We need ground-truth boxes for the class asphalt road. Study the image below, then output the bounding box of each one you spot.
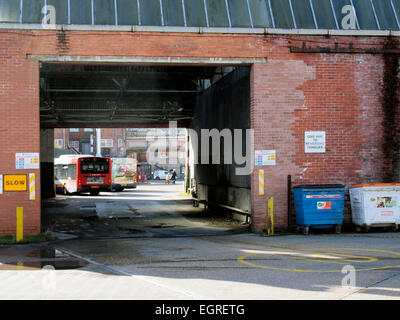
[1,182,400,300]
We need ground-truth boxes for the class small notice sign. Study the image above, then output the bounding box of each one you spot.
[4,175,27,192]
[255,150,276,166]
[317,201,332,210]
[305,131,326,153]
[15,153,40,170]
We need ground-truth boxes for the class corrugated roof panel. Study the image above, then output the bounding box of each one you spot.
[184,0,207,27]
[0,0,20,23]
[270,0,295,29]
[248,0,274,27]
[352,0,379,30]
[206,0,230,27]
[116,0,138,25]
[94,0,115,25]
[2,0,400,31]
[47,0,68,25]
[391,0,400,27]
[22,0,44,24]
[227,0,252,28]
[291,0,316,28]
[162,0,185,26]
[311,0,338,29]
[372,0,399,29]
[70,0,92,25]
[138,0,161,26]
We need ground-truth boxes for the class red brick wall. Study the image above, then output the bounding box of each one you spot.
[0,31,41,236]
[0,29,395,235]
[251,36,390,232]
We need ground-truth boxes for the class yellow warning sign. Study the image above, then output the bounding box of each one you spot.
[4,175,27,192]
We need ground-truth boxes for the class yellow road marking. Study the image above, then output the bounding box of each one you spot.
[237,248,400,273]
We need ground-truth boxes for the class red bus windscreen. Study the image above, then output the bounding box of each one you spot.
[81,158,110,174]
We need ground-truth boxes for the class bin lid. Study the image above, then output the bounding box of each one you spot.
[349,183,400,189]
[294,184,345,189]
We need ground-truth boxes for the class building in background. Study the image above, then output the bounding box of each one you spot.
[54,128,187,178]
[54,128,127,158]
[126,128,187,178]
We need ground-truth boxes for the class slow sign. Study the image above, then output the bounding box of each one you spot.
[4,175,27,192]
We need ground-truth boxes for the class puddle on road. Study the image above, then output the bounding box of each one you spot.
[0,247,88,270]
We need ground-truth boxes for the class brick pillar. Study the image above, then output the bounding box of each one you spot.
[250,61,315,232]
[0,32,41,236]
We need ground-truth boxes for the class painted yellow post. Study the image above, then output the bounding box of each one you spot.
[266,197,274,236]
[16,207,24,242]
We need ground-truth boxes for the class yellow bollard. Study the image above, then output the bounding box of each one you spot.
[266,197,274,236]
[16,207,23,242]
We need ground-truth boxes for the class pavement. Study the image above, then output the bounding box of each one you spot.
[1,182,399,300]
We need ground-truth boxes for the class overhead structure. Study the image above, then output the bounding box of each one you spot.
[1,0,400,31]
[40,64,231,127]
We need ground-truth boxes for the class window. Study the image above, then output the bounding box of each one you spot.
[373,0,399,30]
[70,141,80,149]
[0,0,20,23]
[270,0,295,29]
[184,0,207,27]
[352,0,378,30]
[47,0,68,24]
[228,0,252,28]
[162,0,185,26]
[70,128,79,132]
[70,0,92,24]
[101,139,113,148]
[54,139,64,149]
[139,0,161,26]
[68,164,77,179]
[84,128,94,132]
[249,0,274,27]
[291,0,316,28]
[94,0,115,25]
[22,0,44,24]
[206,0,230,27]
[117,0,139,25]
[312,0,338,29]
[81,159,110,173]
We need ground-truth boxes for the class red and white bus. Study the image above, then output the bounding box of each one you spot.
[55,155,112,196]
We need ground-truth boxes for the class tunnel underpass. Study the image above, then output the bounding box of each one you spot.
[39,63,252,238]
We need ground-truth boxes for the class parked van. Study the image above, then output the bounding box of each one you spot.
[153,170,169,180]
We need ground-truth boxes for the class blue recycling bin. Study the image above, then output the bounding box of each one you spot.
[293,184,346,234]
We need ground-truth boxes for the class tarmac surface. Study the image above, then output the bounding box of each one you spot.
[1,182,400,300]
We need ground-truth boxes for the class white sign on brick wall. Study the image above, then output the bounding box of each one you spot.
[15,153,40,169]
[305,131,326,153]
[255,150,276,166]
